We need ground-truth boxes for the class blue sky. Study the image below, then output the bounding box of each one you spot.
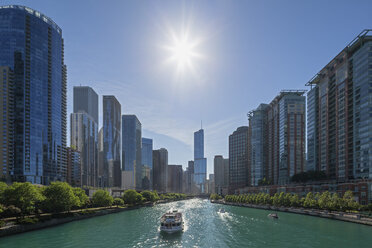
[2,0,372,176]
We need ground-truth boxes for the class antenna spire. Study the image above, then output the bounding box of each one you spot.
[201,120,203,129]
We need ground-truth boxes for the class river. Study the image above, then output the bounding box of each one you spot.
[0,198,371,247]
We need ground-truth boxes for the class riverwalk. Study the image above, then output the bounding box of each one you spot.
[211,200,372,226]
[0,199,187,238]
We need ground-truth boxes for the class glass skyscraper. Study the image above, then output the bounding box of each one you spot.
[193,129,207,193]
[122,115,142,189]
[248,104,269,186]
[103,96,121,187]
[0,5,67,184]
[71,86,98,187]
[73,86,99,125]
[142,138,153,189]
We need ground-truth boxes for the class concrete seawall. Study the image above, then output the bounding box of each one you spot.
[211,200,372,226]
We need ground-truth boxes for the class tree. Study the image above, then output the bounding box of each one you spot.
[2,182,44,216]
[73,187,89,208]
[303,192,317,209]
[91,190,114,207]
[42,182,78,213]
[123,189,144,205]
[318,191,331,210]
[290,194,300,207]
[342,190,359,211]
[0,182,8,204]
[113,198,124,206]
[141,190,157,202]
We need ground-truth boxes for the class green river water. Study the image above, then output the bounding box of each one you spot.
[0,198,371,247]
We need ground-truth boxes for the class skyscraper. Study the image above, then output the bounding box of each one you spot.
[122,115,142,189]
[267,91,306,185]
[194,129,207,193]
[153,148,168,192]
[70,112,98,187]
[0,67,14,182]
[73,86,99,125]
[142,138,153,189]
[167,164,183,193]
[102,96,121,187]
[71,86,98,187]
[229,126,249,192]
[248,104,269,186]
[306,30,372,180]
[0,5,67,184]
[214,155,229,195]
[66,147,81,187]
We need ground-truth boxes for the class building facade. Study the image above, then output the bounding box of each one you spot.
[0,5,67,184]
[70,112,98,187]
[102,96,121,187]
[73,86,99,125]
[248,104,269,186]
[214,155,229,195]
[306,30,372,181]
[66,147,81,187]
[142,138,153,189]
[122,115,142,189]
[167,164,183,193]
[193,129,207,193]
[0,67,14,182]
[153,148,168,193]
[229,126,249,192]
[267,91,306,185]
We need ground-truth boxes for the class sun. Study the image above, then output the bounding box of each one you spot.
[164,30,203,75]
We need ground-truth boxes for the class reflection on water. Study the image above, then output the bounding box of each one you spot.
[0,198,371,248]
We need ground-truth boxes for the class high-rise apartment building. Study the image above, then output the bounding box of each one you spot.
[0,5,67,184]
[229,126,249,192]
[248,104,269,186]
[194,129,207,193]
[142,138,153,189]
[122,115,142,189]
[102,96,121,187]
[306,30,372,180]
[153,148,168,192]
[267,91,306,185]
[73,86,99,125]
[0,67,14,182]
[214,155,229,195]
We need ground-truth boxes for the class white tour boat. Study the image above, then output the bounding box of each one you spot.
[160,210,184,234]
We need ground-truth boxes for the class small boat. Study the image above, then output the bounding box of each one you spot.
[268,213,278,219]
[160,209,184,234]
[219,208,226,213]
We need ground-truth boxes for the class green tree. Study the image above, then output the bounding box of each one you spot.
[342,190,359,211]
[91,190,114,207]
[73,187,89,208]
[2,182,44,216]
[113,198,124,206]
[318,191,331,210]
[303,192,317,209]
[42,182,78,213]
[0,182,8,204]
[141,190,157,202]
[123,189,144,205]
[290,194,300,207]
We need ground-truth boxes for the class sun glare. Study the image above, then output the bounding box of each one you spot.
[163,30,203,76]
